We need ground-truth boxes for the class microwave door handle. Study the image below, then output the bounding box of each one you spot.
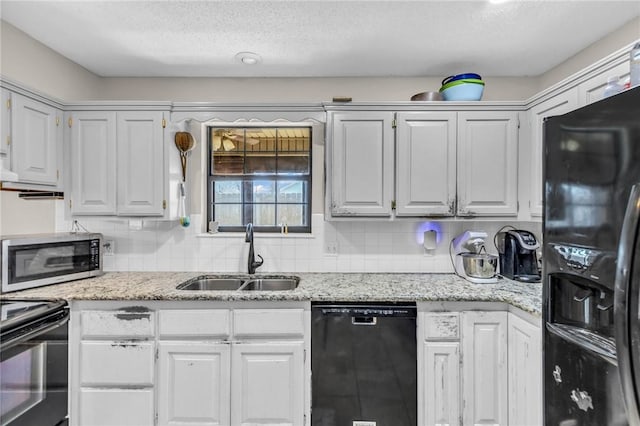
[614,183,640,426]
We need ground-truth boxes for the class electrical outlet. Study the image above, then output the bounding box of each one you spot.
[103,240,115,256]
[325,242,338,256]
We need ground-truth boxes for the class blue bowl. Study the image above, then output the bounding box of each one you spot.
[442,73,482,86]
[440,81,484,101]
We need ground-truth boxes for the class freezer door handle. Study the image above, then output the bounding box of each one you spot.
[614,183,640,425]
[546,322,617,365]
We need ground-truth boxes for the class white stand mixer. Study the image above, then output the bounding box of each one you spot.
[450,231,499,284]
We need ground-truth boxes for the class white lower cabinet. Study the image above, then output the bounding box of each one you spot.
[419,307,541,426]
[231,342,305,426]
[507,314,542,426]
[423,342,460,426]
[73,307,156,426]
[79,389,155,426]
[158,342,231,426]
[71,302,310,426]
[461,311,509,426]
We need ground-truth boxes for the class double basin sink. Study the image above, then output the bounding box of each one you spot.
[177,275,300,291]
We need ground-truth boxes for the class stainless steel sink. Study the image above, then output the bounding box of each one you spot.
[176,277,244,291]
[239,277,300,291]
[176,275,299,291]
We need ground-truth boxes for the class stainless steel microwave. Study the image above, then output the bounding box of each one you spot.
[1,233,103,294]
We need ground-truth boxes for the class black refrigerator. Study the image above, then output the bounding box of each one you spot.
[543,86,640,425]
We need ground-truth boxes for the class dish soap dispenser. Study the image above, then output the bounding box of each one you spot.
[631,42,640,88]
[603,76,623,98]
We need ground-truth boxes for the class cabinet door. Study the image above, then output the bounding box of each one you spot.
[80,341,155,386]
[69,111,117,214]
[423,342,460,426]
[461,311,508,426]
[457,112,518,216]
[508,315,542,426]
[231,342,305,426]
[578,61,630,106]
[1,89,10,164]
[78,388,155,426]
[527,90,578,217]
[329,111,394,217]
[158,342,231,426]
[117,111,165,216]
[396,112,456,216]
[11,93,60,185]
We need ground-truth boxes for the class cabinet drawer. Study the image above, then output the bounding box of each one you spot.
[79,388,154,426]
[233,309,305,338]
[423,313,459,340]
[80,341,155,386]
[158,309,230,338]
[81,309,155,338]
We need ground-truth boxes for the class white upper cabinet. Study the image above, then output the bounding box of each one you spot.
[457,111,519,216]
[0,89,10,162]
[0,89,13,182]
[329,111,395,217]
[116,111,165,216]
[68,110,167,217]
[527,90,579,217]
[69,111,117,215]
[327,108,520,219]
[11,93,61,186]
[578,60,631,106]
[396,112,457,216]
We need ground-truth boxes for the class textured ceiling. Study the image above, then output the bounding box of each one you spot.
[1,0,639,78]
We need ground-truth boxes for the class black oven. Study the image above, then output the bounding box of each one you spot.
[0,299,69,426]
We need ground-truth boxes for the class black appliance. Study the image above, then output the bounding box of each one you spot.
[311,303,417,426]
[543,86,640,425]
[0,299,69,426]
[496,229,541,282]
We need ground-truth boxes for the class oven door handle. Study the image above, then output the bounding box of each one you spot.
[0,314,69,351]
[614,183,640,426]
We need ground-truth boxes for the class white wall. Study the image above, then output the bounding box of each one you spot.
[55,208,541,274]
[0,21,101,100]
[96,76,536,102]
[538,16,640,92]
[0,16,631,274]
[0,192,55,235]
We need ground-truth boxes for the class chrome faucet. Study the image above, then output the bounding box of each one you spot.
[245,223,263,274]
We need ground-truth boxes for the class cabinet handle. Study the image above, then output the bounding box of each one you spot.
[6,99,10,110]
[68,117,73,127]
[56,117,60,126]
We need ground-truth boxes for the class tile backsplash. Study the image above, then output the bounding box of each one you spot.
[55,202,541,273]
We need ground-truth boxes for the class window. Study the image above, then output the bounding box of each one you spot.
[207,126,312,233]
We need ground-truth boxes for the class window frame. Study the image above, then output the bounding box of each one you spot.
[206,125,312,233]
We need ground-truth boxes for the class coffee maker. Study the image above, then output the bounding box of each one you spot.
[495,230,541,282]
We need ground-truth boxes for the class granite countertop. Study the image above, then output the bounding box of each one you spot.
[0,272,542,316]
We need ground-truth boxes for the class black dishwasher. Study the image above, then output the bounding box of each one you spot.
[311,302,417,426]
